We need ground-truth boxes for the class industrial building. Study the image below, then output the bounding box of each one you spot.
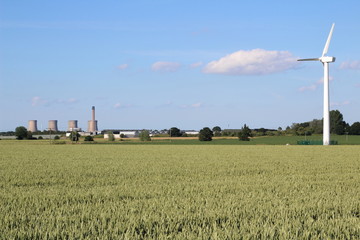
[103,130,140,139]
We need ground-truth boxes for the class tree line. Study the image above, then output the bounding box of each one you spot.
[6,109,360,141]
[289,110,360,136]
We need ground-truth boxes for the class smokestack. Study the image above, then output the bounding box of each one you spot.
[87,106,98,133]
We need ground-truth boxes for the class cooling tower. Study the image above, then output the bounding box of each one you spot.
[87,120,98,133]
[68,120,78,131]
[48,120,58,132]
[87,106,98,132]
[28,120,38,132]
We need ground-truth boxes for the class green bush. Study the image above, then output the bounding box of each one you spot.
[84,136,94,141]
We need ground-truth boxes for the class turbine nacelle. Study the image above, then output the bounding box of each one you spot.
[320,56,335,63]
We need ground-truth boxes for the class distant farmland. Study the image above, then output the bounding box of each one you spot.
[0,142,359,239]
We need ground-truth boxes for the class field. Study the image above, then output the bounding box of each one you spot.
[0,141,359,239]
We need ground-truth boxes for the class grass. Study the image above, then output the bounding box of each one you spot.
[0,141,359,239]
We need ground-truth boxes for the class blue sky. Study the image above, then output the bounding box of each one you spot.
[1,0,360,131]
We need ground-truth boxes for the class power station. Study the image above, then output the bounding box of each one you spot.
[27,106,98,134]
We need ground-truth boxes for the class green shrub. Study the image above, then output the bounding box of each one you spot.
[84,136,94,141]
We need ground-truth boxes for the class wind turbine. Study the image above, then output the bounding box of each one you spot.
[298,23,335,145]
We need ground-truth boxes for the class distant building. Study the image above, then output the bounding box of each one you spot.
[103,130,140,139]
[183,130,199,135]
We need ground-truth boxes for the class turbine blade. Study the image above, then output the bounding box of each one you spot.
[322,23,335,57]
[298,58,320,61]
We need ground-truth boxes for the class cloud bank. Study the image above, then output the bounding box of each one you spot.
[339,61,360,70]
[151,61,181,72]
[331,101,350,107]
[203,49,298,75]
[31,96,78,107]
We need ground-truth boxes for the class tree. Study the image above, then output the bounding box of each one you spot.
[330,110,347,135]
[212,126,222,137]
[349,122,360,135]
[309,119,323,134]
[168,127,182,137]
[107,131,115,141]
[212,126,221,132]
[15,126,29,140]
[54,135,60,140]
[198,127,213,141]
[139,130,151,141]
[238,124,251,141]
[257,128,266,136]
[69,131,80,142]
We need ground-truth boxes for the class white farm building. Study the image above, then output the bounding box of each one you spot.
[103,130,140,139]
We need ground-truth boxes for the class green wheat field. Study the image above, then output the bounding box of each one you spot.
[0,141,359,239]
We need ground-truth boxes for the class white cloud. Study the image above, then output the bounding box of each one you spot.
[114,102,133,109]
[32,96,78,106]
[203,49,298,75]
[299,76,334,92]
[31,96,47,106]
[180,102,203,108]
[190,62,203,68]
[151,61,181,72]
[67,98,78,103]
[57,98,78,104]
[331,101,350,107]
[191,102,202,108]
[317,76,334,84]
[339,61,360,70]
[117,64,129,70]
[298,84,317,92]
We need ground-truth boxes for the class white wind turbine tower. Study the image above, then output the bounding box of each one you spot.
[298,23,335,146]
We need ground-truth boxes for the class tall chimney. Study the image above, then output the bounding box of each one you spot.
[92,106,95,121]
[87,106,98,133]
